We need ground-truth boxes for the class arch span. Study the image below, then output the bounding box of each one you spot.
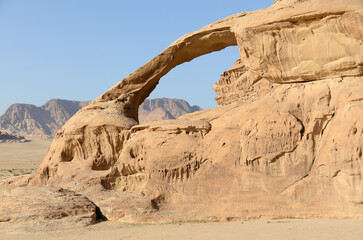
[95,26,237,121]
[29,21,240,186]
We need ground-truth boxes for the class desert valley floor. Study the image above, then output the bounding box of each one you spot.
[2,219,363,240]
[0,137,51,182]
[0,139,362,240]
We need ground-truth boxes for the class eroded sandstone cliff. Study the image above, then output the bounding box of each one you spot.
[4,0,362,226]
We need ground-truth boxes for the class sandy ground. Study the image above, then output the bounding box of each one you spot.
[1,219,363,240]
[1,139,363,240]
[0,137,52,181]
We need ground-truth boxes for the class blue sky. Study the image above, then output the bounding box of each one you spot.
[0,0,274,114]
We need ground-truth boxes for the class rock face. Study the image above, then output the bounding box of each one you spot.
[139,98,202,124]
[0,99,90,137]
[25,0,363,223]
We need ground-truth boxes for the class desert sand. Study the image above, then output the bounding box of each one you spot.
[0,137,51,181]
[1,219,363,240]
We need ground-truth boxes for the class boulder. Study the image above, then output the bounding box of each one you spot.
[0,186,99,232]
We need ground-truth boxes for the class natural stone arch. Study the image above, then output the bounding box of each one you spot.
[24,0,363,224]
[94,26,237,122]
[30,0,363,189]
[29,20,240,186]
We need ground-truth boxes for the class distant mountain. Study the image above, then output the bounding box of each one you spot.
[139,98,202,124]
[0,99,90,137]
[0,98,201,137]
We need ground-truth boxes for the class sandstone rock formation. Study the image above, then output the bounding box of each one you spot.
[0,186,99,232]
[18,0,363,224]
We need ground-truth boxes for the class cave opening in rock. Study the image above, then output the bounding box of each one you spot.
[138,46,240,123]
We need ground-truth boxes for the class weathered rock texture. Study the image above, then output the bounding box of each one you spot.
[0,186,98,232]
[24,0,363,223]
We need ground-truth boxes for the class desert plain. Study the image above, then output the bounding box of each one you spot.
[0,137,51,182]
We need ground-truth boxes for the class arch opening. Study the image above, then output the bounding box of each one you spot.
[137,46,240,123]
[94,27,238,122]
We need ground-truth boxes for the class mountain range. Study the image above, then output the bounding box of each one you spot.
[0,98,201,137]
[139,98,202,124]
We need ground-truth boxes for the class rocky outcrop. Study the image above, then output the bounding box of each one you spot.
[213,59,272,105]
[0,131,28,143]
[0,186,99,232]
[20,0,363,225]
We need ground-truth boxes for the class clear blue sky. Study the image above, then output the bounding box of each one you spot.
[0,0,274,114]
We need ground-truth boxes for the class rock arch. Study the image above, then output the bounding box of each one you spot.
[95,26,237,122]
[29,18,240,186]
[28,0,363,223]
